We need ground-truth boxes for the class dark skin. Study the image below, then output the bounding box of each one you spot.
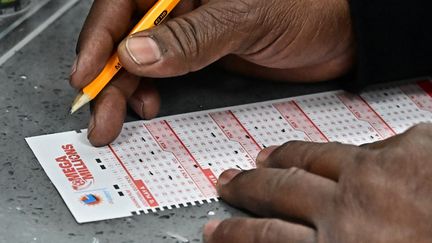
[207,124,432,242]
[70,0,354,146]
[70,1,432,242]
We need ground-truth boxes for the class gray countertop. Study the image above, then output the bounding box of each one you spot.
[0,1,340,242]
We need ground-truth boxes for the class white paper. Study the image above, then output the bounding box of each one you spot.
[26,80,432,223]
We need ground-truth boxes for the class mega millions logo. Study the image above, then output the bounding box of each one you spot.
[55,144,95,191]
[80,194,102,206]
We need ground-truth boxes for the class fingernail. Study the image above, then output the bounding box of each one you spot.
[256,146,279,165]
[70,55,79,76]
[218,169,241,186]
[125,36,161,65]
[87,115,96,140]
[203,220,221,242]
[129,98,146,119]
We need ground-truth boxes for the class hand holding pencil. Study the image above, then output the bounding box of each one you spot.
[70,0,353,146]
[70,0,181,114]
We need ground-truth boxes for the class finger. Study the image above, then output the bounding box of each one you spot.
[70,0,137,89]
[128,79,160,119]
[217,168,336,224]
[256,141,363,181]
[204,218,315,243]
[117,1,248,77]
[87,71,140,147]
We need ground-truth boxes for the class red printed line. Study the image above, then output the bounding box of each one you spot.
[357,96,397,135]
[202,169,218,187]
[291,101,330,142]
[274,100,329,142]
[208,113,257,166]
[107,145,158,207]
[143,122,207,196]
[401,82,432,112]
[163,120,217,189]
[418,80,432,97]
[228,110,262,150]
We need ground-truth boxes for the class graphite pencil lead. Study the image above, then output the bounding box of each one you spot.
[70,92,90,114]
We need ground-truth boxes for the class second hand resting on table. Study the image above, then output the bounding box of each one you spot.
[69,0,432,242]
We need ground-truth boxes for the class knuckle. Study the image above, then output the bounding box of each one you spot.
[161,1,252,66]
[158,0,259,63]
[273,141,304,161]
[270,167,303,191]
[161,19,198,71]
[256,219,283,242]
[279,140,308,154]
[277,140,317,167]
[199,3,250,49]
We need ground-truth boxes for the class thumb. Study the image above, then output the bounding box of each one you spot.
[117,1,248,77]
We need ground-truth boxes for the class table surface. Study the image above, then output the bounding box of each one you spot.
[0,1,341,242]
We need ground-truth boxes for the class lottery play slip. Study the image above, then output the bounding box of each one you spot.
[26,80,432,223]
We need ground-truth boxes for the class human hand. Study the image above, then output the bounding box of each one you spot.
[70,1,165,146]
[70,0,355,146]
[205,124,432,242]
[117,0,354,81]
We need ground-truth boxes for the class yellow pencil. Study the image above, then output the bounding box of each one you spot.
[71,0,181,114]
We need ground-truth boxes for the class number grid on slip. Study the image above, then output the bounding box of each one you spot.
[25,80,432,223]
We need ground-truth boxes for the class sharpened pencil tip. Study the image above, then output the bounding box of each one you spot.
[70,92,91,114]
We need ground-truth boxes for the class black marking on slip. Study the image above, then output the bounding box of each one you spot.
[245,135,250,139]
[193,164,199,168]
[279,116,283,120]
[168,175,173,180]
[141,137,146,142]
[113,184,120,189]
[281,129,286,133]
[208,163,212,166]
[254,126,259,130]
[118,191,124,196]
[150,151,155,155]
[262,144,267,148]
[96,158,102,163]
[234,150,239,154]
[100,165,106,170]
[211,132,216,138]
[149,171,154,176]
[236,165,244,170]
[139,158,143,163]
